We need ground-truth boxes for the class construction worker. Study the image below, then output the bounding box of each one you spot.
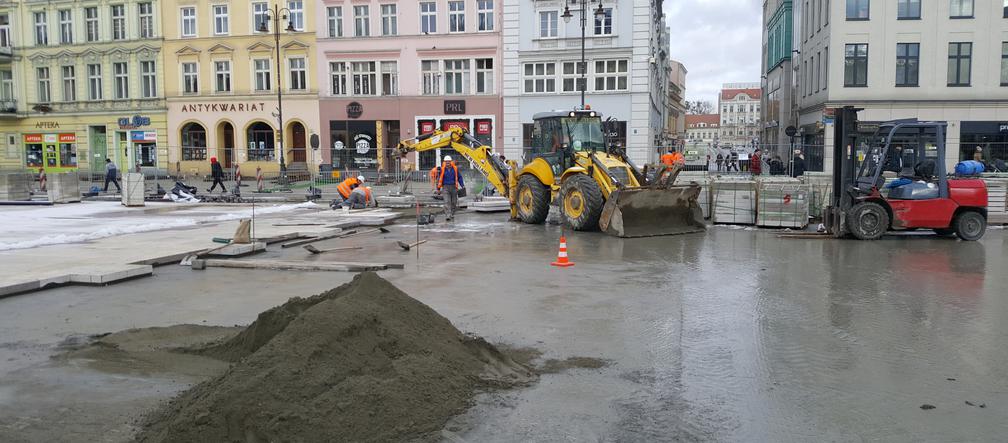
[342,184,375,209]
[437,155,465,221]
[429,165,441,193]
[660,148,685,167]
[331,175,364,208]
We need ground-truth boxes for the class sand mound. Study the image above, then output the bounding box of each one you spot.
[137,272,535,443]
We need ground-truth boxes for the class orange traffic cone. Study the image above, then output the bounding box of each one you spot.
[551,236,575,267]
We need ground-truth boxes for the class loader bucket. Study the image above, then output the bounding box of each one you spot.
[598,185,706,238]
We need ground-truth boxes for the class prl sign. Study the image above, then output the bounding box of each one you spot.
[118,115,152,130]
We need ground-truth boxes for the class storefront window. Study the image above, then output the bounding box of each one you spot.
[136,144,156,167]
[25,144,42,167]
[181,122,207,161]
[960,121,1008,166]
[329,120,377,170]
[59,143,77,167]
[247,122,275,161]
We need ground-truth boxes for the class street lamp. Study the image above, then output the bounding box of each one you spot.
[561,0,606,109]
[258,6,296,179]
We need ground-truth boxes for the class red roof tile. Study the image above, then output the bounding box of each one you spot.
[720,88,762,100]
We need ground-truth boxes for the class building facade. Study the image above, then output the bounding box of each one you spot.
[163,0,320,176]
[667,58,687,143]
[718,83,761,148]
[316,0,503,173]
[686,113,720,145]
[0,0,167,176]
[761,0,796,154]
[502,0,671,165]
[795,0,1008,171]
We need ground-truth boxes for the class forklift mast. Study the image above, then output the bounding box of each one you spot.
[831,106,862,212]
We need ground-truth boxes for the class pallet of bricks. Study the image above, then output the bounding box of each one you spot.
[0,171,33,201]
[981,173,1007,225]
[755,176,809,229]
[800,172,832,219]
[710,175,756,225]
[677,171,712,219]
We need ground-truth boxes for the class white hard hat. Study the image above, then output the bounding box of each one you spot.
[357,175,365,181]
[444,155,452,162]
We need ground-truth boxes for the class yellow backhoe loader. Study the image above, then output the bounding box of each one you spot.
[396,109,705,237]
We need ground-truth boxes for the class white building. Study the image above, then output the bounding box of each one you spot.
[718,83,761,148]
[796,0,1008,171]
[686,113,719,144]
[502,0,671,165]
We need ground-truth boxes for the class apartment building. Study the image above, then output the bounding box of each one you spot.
[686,113,720,145]
[316,0,502,172]
[718,83,761,148]
[163,0,320,176]
[0,1,166,175]
[668,58,687,141]
[761,0,797,152]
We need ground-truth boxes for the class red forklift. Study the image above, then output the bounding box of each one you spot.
[823,107,988,241]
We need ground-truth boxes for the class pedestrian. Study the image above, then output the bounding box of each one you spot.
[103,158,121,193]
[770,155,785,175]
[973,146,984,164]
[729,151,740,172]
[792,151,806,178]
[750,148,762,176]
[437,155,465,221]
[716,152,724,172]
[208,157,227,193]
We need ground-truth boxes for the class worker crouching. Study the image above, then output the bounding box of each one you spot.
[330,175,368,209]
[438,155,465,221]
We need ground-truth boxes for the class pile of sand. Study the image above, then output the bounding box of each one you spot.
[136,272,535,442]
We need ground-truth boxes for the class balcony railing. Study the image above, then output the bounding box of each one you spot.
[0,99,15,113]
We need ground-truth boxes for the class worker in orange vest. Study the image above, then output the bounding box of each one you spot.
[429,166,441,193]
[343,184,376,209]
[660,148,685,167]
[331,175,364,209]
[437,155,465,221]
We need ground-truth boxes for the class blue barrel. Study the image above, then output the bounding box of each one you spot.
[955,160,985,176]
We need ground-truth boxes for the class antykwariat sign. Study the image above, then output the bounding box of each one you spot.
[180,103,267,113]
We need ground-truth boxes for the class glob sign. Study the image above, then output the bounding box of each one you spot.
[118,115,151,129]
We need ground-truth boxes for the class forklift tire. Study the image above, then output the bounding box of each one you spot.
[516,175,550,224]
[953,211,986,241]
[560,174,604,231]
[847,202,889,240]
[933,228,956,237]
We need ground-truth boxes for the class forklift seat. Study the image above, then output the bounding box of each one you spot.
[888,182,939,200]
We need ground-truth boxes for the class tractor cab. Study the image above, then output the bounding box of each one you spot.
[527,109,607,174]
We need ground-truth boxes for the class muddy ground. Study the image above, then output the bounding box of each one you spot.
[1,213,1007,441]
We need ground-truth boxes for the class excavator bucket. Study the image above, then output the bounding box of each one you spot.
[598,185,706,238]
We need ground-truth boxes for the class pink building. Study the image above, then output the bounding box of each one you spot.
[316,0,502,173]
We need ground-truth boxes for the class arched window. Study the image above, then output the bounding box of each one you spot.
[181,122,207,160]
[247,122,275,161]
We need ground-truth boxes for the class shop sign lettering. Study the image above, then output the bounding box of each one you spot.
[35,122,59,129]
[333,140,345,150]
[180,103,266,113]
[444,100,465,115]
[354,133,373,154]
[58,133,76,142]
[1000,123,1008,133]
[24,134,43,143]
[346,102,363,119]
[118,115,151,129]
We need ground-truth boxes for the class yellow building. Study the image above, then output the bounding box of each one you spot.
[0,1,168,177]
[162,0,319,176]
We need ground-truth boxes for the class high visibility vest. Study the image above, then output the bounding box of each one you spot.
[364,187,372,205]
[337,177,358,198]
[661,154,675,166]
[438,161,459,189]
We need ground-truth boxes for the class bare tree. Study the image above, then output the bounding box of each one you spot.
[686,100,714,115]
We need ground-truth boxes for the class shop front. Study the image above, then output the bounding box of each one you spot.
[959,121,1008,163]
[23,133,77,173]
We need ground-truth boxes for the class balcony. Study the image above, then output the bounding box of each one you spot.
[0,46,10,62]
[0,99,15,114]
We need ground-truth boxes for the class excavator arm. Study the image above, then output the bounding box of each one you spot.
[397,127,513,197]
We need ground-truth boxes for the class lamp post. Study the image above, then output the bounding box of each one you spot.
[258,5,296,179]
[562,0,606,109]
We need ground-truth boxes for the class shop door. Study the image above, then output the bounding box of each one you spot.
[220,122,234,168]
[90,129,107,177]
[43,144,58,171]
[290,122,306,164]
[117,132,128,170]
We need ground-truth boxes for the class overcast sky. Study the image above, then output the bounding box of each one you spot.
[664,0,763,106]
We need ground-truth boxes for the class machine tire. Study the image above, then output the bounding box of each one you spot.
[560,174,604,231]
[953,211,986,241]
[516,175,550,224]
[847,202,889,240]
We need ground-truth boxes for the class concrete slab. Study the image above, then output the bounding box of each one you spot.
[205,242,266,258]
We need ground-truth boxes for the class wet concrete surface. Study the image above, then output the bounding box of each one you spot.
[1,213,1007,441]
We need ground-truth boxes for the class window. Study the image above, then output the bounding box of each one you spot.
[354,5,369,37]
[139,3,154,38]
[1004,0,1008,18]
[449,1,465,33]
[947,42,971,86]
[949,0,972,18]
[896,43,919,86]
[444,60,469,94]
[36,67,51,103]
[816,52,821,91]
[181,123,207,161]
[594,8,613,35]
[214,5,229,35]
[85,7,99,42]
[351,61,376,95]
[421,3,437,34]
[254,59,271,91]
[381,4,397,36]
[330,62,348,95]
[87,64,102,100]
[288,1,304,30]
[113,62,128,99]
[478,0,494,31]
[846,0,868,20]
[594,59,628,91]
[247,122,275,161]
[523,62,556,93]
[381,61,398,95]
[561,61,586,92]
[540,11,558,38]
[215,60,231,92]
[289,58,306,91]
[327,7,343,38]
[1002,42,1008,86]
[476,58,493,94]
[897,0,920,19]
[34,12,48,46]
[182,62,198,94]
[0,71,14,101]
[808,55,814,94]
[843,43,868,87]
[181,7,196,37]
[62,66,76,101]
[421,60,440,95]
[253,2,269,32]
[141,61,156,98]
[824,46,829,89]
[59,10,73,44]
[111,4,126,40]
[824,0,829,25]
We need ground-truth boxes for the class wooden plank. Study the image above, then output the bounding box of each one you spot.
[280,229,353,248]
[198,259,403,272]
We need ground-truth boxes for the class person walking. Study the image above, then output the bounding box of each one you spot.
[437,155,465,221]
[728,150,740,172]
[750,148,762,176]
[103,158,121,193]
[208,157,227,193]
[716,152,724,172]
[791,151,807,178]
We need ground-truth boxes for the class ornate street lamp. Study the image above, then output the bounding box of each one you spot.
[258,6,296,179]
[562,0,606,109]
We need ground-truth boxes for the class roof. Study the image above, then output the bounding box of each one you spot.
[720,88,762,101]
[531,110,602,120]
[686,114,720,128]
